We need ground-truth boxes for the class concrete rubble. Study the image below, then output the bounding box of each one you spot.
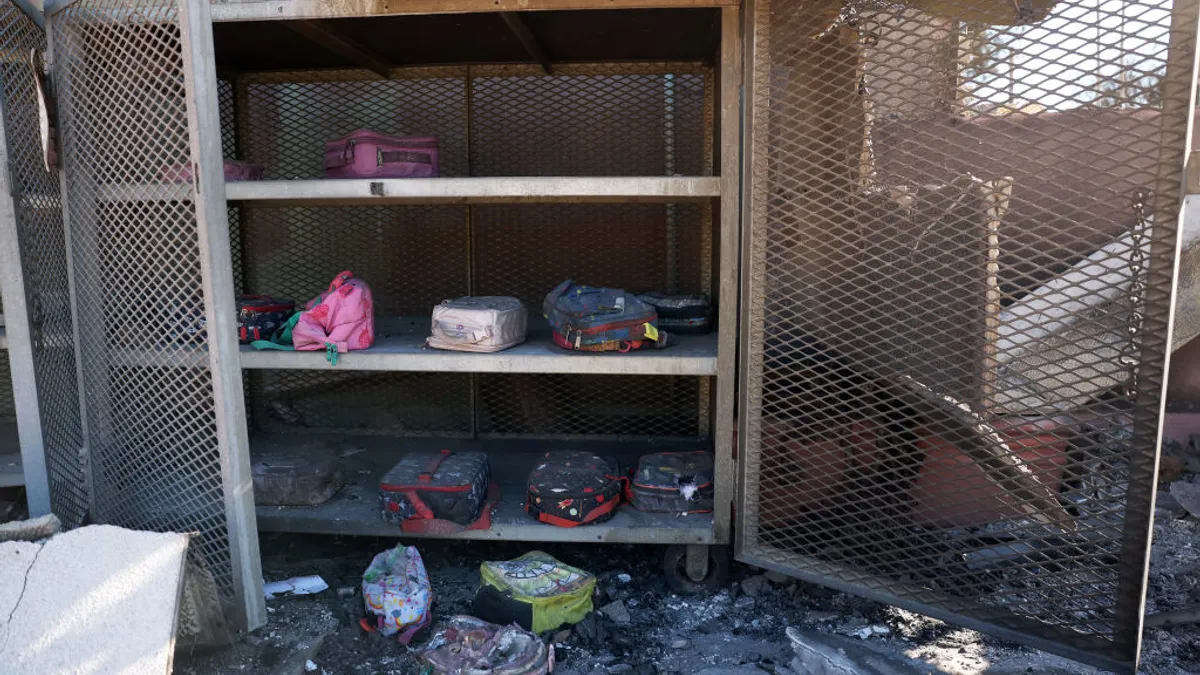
[0,522,188,675]
[175,532,1194,675]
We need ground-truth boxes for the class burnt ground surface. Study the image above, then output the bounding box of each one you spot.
[172,500,1200,675]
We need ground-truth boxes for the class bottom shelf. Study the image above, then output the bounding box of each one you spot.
[253,434,714,544]
[0,422,22,488]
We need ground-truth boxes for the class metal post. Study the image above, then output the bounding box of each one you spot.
[1116,0,1200,665]
[0,86,49,515]
[735,0,766,561]
[712,4,741,544]
[46,11,96,520]
[179,0,266,631]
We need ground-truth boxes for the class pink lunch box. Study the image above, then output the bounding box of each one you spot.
[160,159,264,183]
[323,129,439,179]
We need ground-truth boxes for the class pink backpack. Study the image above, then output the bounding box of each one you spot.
[252,271,374,365]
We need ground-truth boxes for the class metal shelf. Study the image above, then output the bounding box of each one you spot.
[253,435,714,544]
[89,177,721,206]
[240,318,718,375]
[226,176,721,206]
[209,0,737,23]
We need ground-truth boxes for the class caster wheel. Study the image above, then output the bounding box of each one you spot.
[663,544,730,594]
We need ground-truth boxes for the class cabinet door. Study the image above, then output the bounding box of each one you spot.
[0,1,87,525]
[735,0,1196,671]
[46,0,263,629]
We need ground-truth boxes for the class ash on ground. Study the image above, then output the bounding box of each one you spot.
[174,502,1200,675]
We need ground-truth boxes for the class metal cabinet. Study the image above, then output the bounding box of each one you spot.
[5,0,1196,670]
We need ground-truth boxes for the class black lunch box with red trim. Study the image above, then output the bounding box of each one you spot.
[526,451,623,527]
[380,450,490,526]
[237,295,295,344]
[637,293,712,335]
[627,451,714,515]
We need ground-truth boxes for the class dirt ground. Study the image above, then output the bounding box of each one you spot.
[172,498,1200,675]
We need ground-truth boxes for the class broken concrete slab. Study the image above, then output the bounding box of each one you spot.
[0,523,189,675]
[176,557,233,650]
[0,513,61,543]
[0,540,40,628]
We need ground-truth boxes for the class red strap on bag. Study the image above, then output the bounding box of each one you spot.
[419,449,452,483]
[397,491,436,520]
[529,496,620,528]
[328,270,353,293]
[400,481,501,535]
[528,476,624,527]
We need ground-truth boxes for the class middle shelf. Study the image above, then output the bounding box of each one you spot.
[94,176,721,206]
[227,176,722,206]
[240,318,718,375]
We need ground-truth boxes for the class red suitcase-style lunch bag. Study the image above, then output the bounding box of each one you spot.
[380,450,492,533]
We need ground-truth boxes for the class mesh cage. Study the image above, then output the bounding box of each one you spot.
[0,3,87,525]
[739,0,1195,668]
[51,0,235,599]
[0,352,14,423]
[232,63,715,439]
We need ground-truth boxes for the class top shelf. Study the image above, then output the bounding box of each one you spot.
[225,176,721,206]
[209,1,736,23]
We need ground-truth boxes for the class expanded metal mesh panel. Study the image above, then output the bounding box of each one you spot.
[0,3,87,524]
[218,76,245,292]
[243,370,703,440]
[470,64,710,177]
[247,370,472,436]
[52,0,234,597]
[241,68,468,180]
[241,205,469,315]
[218,76,236,160]
[474,203,708,304]
[236,64,708,179]
[740,0,1193,668]
[478,374,704,439]
[0,352,14,423]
